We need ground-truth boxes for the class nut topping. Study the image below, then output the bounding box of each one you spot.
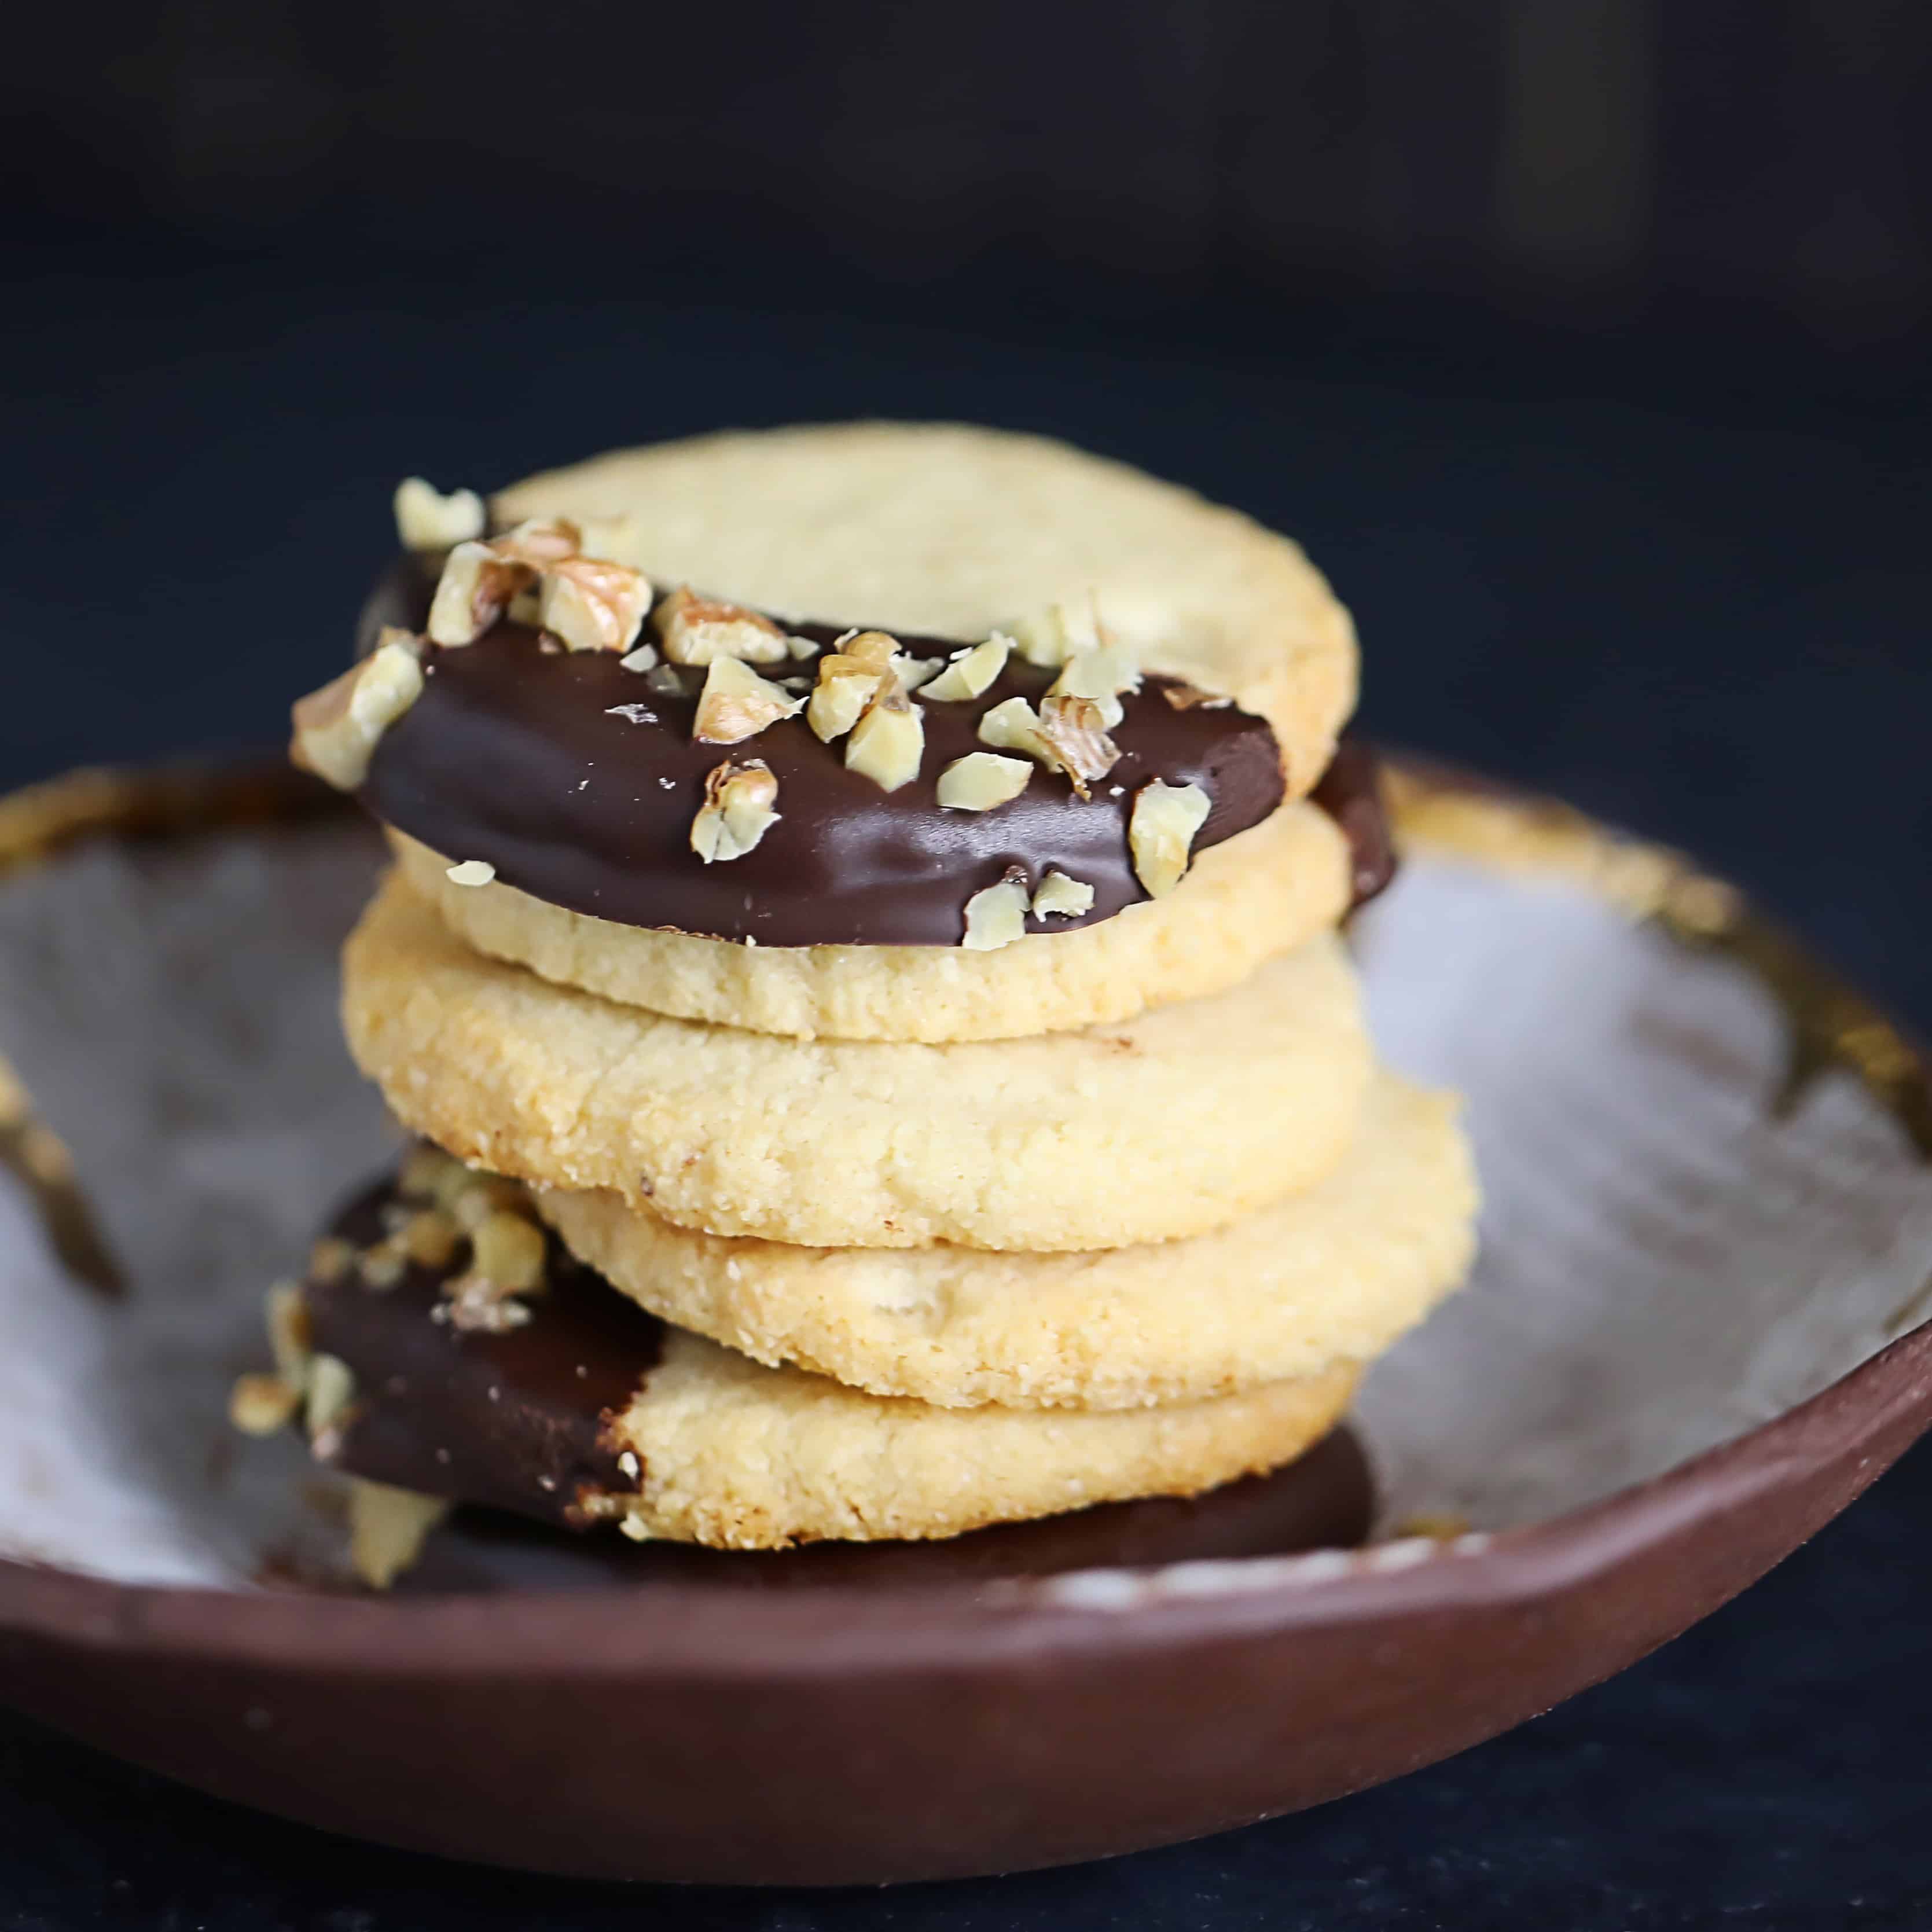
[1129,779,1211,897]
[348,1480,449,1591]
[229,1371,301,1437]
[655,586,790,666]
[919,633,1012,703]
[427,539,531,646]
[693,655,804,744]
[392,477,485,552]
[539,554,653,653]
[305,1353,357,1444]
[690,759,781,862]
[806,630,898,742]
[488,519,583,567]
[289,637,425,791]
[1159,678,1233,710]
[1007,601,1099,668]
[468,1210,546,1294]
[1034,694,1121,798]
[936,751,1031,811]
[266,1280,313,1380]
[961,865,1032,950]
[1031,870,1095,919]
[1047,644,1141,729]
[445,860,495,887]
[976,695,1049,758]
[845,669,925,791]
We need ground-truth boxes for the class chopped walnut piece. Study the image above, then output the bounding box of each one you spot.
[919,633,1012,703]
[490,519,583,567]
[655,586,789,666]
[358,1240,406,1290]
[398,1144,459,1202]
[785,633,820,660]
[469,1211,546,1294]
[1129,779,1212,897]
[1034,694,1120,799]
[807,668,877,741]
[229,1371,301,1437]
[690,759,781,862]
[961,866,1032,950]
[806,630,898,741]
[445,860,495,887]
[619,642,660,673]
[1007,601,1099,668]
[936,751,1031,811]
[846,670,925,791]
[289,639,424,791]
[448,1173,533,1231]
[1159,678,1233,710]
[540,554,653,653]
[427,540,531,646]
[1048,645,1141,729]
[693,655,803,744]
[392,477,485,551]
[436,1277,535,1333]
[348,1479,449,1591]
[400,1207,461,1270]
[1031,870,1095,919]
[976,695,1049,758]
[266,1280,313,1380]
[306,1353,357,1442]
[307,1236,355,1284]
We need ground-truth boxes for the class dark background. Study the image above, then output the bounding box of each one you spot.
[3,3,1932,1926]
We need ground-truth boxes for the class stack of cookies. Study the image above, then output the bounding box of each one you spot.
[238,424,1476,1573]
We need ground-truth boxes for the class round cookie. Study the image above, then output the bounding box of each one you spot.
[293,1159,1358,1550]
[492,421,1358,795]
[341,871,1374,1251]
[539,1074,1476,1410]
[390,802,1351,1042]
[618,1333,1355,1549]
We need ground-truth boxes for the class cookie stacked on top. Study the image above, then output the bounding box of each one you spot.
[247,424,1476,1562]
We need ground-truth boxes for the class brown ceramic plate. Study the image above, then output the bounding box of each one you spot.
[0,758,1924,1886]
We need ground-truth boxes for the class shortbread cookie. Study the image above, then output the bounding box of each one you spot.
[540,1075,1476,1409]
[321,425,1358,975]
[341,873,1373,1250]
[492,423,1357,791]
[284,1159,1358,1549]
[388,799,1353,1042]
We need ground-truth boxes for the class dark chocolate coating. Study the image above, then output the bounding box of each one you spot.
[304,1177,662,1529]
[392,1428,1372,1596]
[1314,732,1398,909]
[355,559,1289,946]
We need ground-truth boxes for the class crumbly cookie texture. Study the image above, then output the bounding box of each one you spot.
[541,1076,1475,1411]
[609,1333,1357,1548]
[341,873,1374,1251]
[490,421,1358,794]
[387,802,1350,1042]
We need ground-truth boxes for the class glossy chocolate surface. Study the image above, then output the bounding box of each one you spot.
[355,559,1290,946]
[1316,732,1398,909]
[304,1177,660,1528]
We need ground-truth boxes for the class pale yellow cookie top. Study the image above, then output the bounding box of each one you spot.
[493,421,1358,792]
